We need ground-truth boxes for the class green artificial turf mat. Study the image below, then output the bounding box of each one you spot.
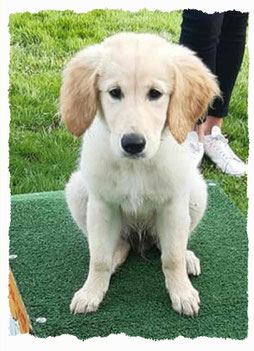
[9,183,248,340]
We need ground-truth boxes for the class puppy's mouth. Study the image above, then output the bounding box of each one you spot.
[121,151,146,160]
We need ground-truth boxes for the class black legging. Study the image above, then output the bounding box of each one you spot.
[179,10,248,119]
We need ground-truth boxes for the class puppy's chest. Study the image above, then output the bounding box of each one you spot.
[100,163,172,215]
[120,191,154,216]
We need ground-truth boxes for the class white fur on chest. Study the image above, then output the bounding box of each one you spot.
[80,118,194,216]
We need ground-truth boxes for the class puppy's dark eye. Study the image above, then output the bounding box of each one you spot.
[109,88,122,99]
[148,89,162,100]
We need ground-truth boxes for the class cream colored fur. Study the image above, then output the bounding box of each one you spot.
[60,33,220,317]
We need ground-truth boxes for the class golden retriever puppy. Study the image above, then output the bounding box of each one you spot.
[60,33,219,317]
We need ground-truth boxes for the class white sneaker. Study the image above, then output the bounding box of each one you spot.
[186,131,204,168]
[203,126,246,177]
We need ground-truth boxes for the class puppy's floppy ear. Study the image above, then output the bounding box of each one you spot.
[60,44,101,136]
[167,46,220,143]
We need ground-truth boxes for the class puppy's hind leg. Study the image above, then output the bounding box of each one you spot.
[186,250,201,276]
[189,176,207,234]
[65,170,88,234]
[187,176,207,277]
[112,238,130,274]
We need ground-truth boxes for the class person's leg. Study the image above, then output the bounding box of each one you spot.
[205,10,249,135]
[202,11,248,176]
[180,10,224,166]
[180,10,224,73]
[203,116,223,136]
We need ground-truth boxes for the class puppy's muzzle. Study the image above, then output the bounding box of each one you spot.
[121,133,146,156]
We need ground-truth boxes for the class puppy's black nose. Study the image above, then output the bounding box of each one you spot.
[121,133,146,155]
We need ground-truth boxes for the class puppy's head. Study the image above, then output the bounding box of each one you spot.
[60,33,220,158]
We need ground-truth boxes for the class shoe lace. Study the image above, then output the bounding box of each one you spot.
[190,141,201,153]
[212,134,242,172]
[213,134,238,159]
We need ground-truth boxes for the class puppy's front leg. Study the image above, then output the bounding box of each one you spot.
[156,197,200,317]
[70,196,121,314]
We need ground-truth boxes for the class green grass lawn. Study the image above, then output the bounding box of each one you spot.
[9,9,249,217]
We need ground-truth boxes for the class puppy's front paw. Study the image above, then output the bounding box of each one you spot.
[170,284,200,317]
[70,287,104,314]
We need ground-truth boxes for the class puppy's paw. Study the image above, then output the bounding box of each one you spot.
[186,250,201,276]
[170,285,200,317]
[70,287,104,314]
